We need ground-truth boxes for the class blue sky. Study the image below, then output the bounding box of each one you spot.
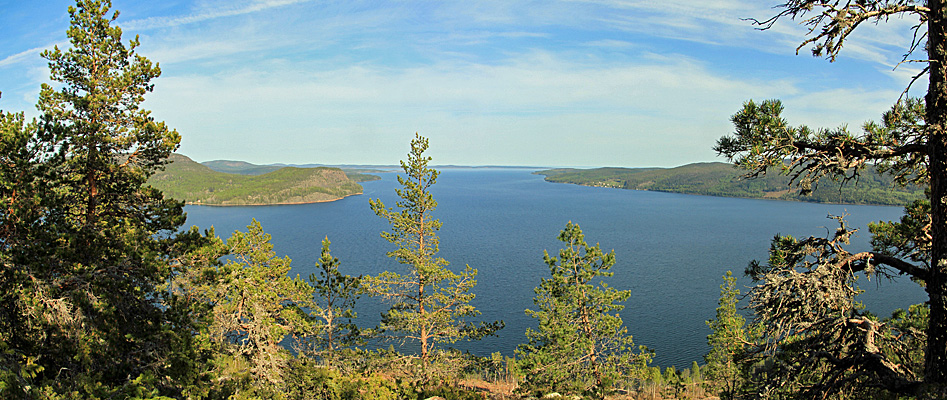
[0,0,927,167]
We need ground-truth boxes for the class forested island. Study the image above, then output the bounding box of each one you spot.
[538,162,925,206]
[148,154,379,205]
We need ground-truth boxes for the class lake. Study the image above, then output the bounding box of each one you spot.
[183,168,928,368]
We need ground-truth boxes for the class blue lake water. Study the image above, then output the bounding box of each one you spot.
[183,168,928,368]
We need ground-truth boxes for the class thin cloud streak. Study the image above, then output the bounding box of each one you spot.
[144,49,892,166]
[124,0,315,30]
[0,0,928,166]
[0,43,65,67]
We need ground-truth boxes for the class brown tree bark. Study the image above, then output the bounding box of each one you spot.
[925,0,947,387]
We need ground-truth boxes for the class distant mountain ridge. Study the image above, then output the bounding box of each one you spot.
[201,159,385,181]
[201,160,281,175]
[148,154,376,206]
[202,160,546,172]
[537,162,925,206]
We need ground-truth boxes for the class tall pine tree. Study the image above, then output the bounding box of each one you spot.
[363,133,500,370]
[0,0,184,396]
[208,220,312,391]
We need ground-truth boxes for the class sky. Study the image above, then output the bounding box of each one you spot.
[0,0,929,167]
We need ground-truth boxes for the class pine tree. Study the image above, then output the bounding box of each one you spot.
[516,222,650,399]
[200,220,313,392]
[704,271,753,400]
[297,236,362,365]
[363,133,500,370]
[0,0,185,396]
[714,1,947,393]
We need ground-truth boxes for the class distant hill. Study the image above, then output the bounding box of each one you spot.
[201,160,281,175]
[202,159,382,183]
[537,162,925,206]
[149,154,371,206]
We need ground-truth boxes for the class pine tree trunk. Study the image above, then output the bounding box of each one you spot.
[926,0,947,387]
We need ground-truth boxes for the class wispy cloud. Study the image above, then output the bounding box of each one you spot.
[576,0,924,69]
[1,0,924,166]
[145,47,895,166]
[124,0,315,30]
[0,44,62,67]
[585,39,636,48]
[0,48,39,68]
[125,0,922,165]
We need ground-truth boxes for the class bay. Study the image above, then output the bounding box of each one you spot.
[183,168,928,368]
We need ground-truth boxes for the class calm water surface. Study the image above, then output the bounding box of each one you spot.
[184,169,927,368]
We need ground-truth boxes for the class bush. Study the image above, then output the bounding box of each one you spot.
[283,357,485,400]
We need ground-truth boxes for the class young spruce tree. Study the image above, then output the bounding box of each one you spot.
[517,222,650,399]
[364,133,501,370]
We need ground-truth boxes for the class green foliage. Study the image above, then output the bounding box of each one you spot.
[148,154,366,205]
[343,170,384,183]
[476,352,519,385]
[363,133,502,369]
[538,161,924,206]
[717,98,928,195]
[713,86,937,398]
[0,0,189,396]
[517,222,651,399]
[734,216,928,398]
[159,225,232,398]
[663,366,680,388]
[416,384,486,400]
[283,358,485,400]
[202,159,283,175]
[167,220,314,397]
[0,107,54,399]
[201,159,383,183]
[883,303,929,380]
[301,346,484,385]
[296,237,363,364]
[704,271,757,400]
[200,220,313,390]
[713,0,947,392]
[870,197,932,270]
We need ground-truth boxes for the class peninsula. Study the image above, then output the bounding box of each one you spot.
[537,162,925,206]
[148,154,378,206]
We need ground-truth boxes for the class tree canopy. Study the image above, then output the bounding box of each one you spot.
[0,0,186,396]
[715,0,947,395]
[517,222,650,399]
[363,133,502,372]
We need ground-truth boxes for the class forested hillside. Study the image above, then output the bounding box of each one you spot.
[538,162,924,206]
[149,154,370,205]
[201,159,281,175]
[201,159,383,183]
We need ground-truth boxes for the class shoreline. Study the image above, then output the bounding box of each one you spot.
[545,180,907,207]
[183,191,363,207]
